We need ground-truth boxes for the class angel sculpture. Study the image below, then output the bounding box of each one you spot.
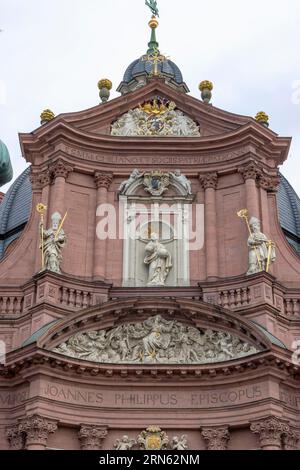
[114,435,136,451]
[171,435,189,450]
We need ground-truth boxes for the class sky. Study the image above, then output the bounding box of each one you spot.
[1,0,300,196]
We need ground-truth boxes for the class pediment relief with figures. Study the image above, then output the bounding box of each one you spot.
[52,314,260,365]
[36,299,272,368]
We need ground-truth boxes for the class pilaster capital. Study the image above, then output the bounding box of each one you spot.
[18,414,58,448]
[199,172,218,190]
[250,416,288,449]
[201,426,230,450]
[6,424,25,450]
[258,173,281,192]
[238,161,263,181]
[94,172,113,190]
[49,159,73,180]
[282,427,300,450]
[78,425,108,450]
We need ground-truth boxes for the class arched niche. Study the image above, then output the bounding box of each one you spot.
[120,172,192,287]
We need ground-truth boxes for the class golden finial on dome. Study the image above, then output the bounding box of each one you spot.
[148,15,159,29]
[40,109,55,125]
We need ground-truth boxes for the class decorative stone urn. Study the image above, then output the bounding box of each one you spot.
[98,78,112,103]
[199,80,213,104]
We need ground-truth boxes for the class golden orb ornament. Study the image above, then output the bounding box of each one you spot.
[40,109,55,124]
[199,80,213,91]
[255,111,269,123]
[97,79,112,91]
[148,15,159,29]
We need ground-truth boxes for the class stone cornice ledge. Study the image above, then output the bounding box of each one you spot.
[0,346,298,381]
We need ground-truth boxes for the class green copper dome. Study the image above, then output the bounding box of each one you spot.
[0,140,13,187]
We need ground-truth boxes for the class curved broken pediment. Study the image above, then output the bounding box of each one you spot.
[52,314,260,365]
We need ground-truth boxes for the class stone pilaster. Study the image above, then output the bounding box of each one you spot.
[78,425,108,450]
[201,426,230,450]
[250,416,287,450]
[6,424,25,450]
[93,172,113,280]
[199,172,218,280]
[49,159,73,215]
[282,427,300,451]
[18,414,58,450]
[238,161,262,219]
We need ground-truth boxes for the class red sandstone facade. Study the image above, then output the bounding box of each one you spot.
[0,78,300,450]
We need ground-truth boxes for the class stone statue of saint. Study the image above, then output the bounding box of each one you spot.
[144,232,172,286]
[40,212,67,274]
[145,0,159,17]
[247,217,276,275]
[118,169,143,194]
[170,170,192,195]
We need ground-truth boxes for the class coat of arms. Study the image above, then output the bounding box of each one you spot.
[143,170,170,196]
[137,426,169,450]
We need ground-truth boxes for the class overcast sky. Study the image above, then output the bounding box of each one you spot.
[1,0,300,196]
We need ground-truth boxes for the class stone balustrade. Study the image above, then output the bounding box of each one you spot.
[284,297,300,318]
[0,294,23,315]
[0,272,299,320]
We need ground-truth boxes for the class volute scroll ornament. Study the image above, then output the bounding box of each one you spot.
[201,426,230,450]
[78,425,108,450]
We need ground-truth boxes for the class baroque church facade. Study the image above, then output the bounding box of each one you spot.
[0,12,300,451]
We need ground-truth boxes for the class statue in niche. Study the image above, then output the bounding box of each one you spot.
[170,435,189,450]
[170,170,192,195]
[40,212,67,274]
[114,436,136,451]
[118,169,143,195]
[144,232,172,286]
[247,217,276,275]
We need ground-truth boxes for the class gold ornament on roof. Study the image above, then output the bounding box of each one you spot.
[98,79,112,90]
[40,109,55,122]
[139,98,176,116]
[199,80,213,91]
[255,111,269,123]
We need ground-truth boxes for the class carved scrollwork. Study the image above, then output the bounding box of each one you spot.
[199,172,218,190]
[95,171,113,190]
[6,424,25,450]
[201,426,230,450]
[49,159,73,181]
[18,415,57,448]
[258,174,281,192]
[78,425,108,450]
[111,103,200,137]
[250,416,288,449]
[238,162,263,181]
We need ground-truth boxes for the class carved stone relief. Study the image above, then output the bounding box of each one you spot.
[53,315,260,365]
